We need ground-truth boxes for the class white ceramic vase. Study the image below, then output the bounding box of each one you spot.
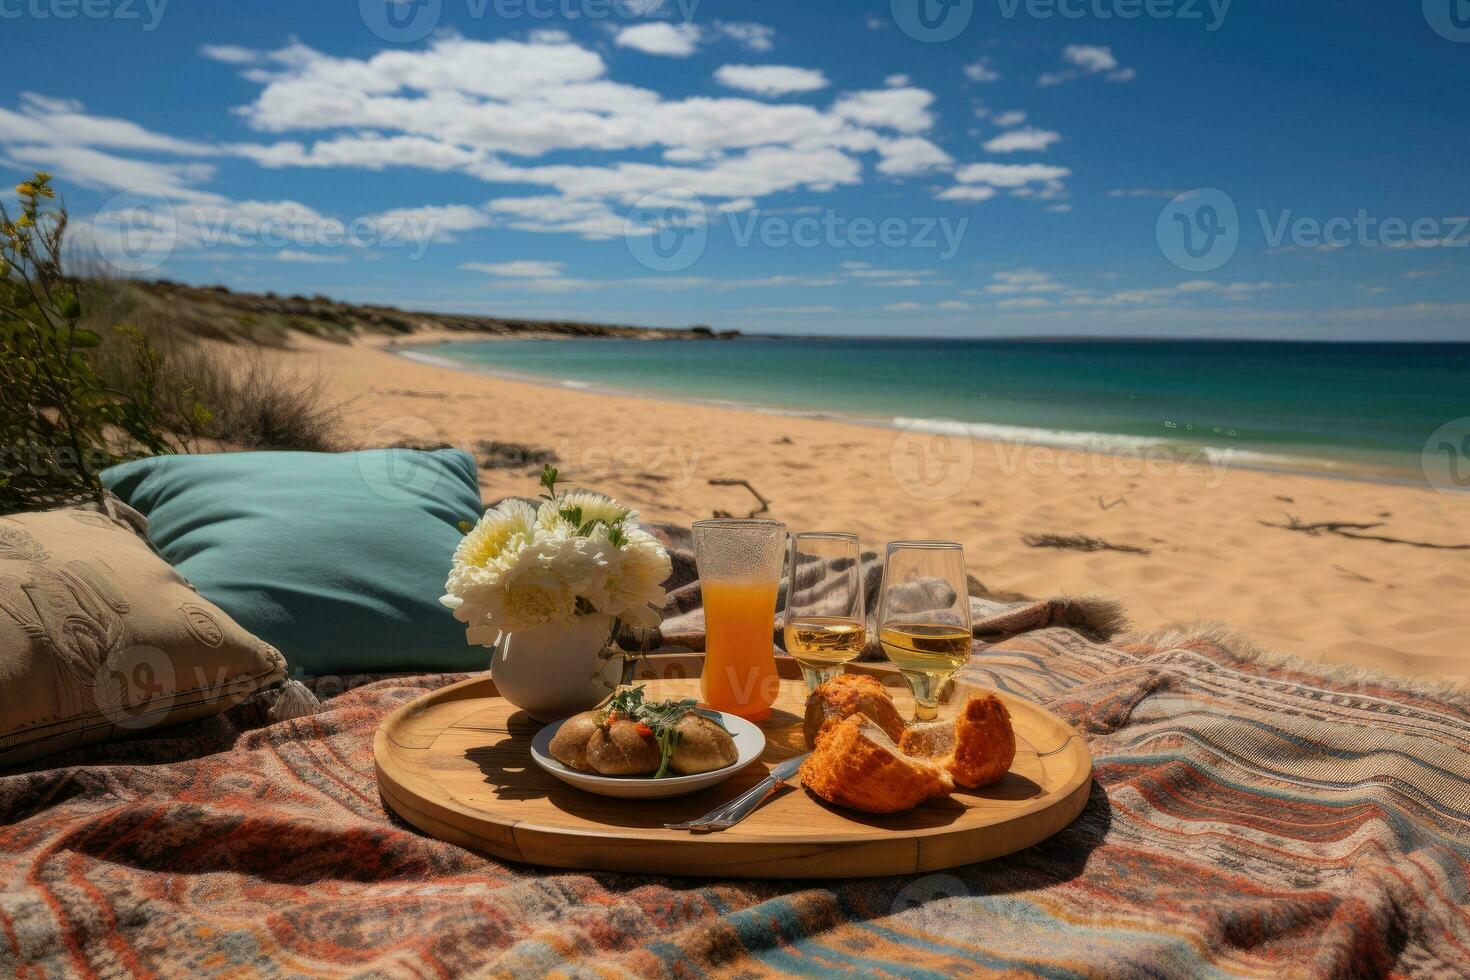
[489,613,622,722]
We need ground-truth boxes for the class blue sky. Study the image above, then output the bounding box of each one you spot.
[4,0,1468,339]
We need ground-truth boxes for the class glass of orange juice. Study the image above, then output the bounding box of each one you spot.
[693,519,786,721]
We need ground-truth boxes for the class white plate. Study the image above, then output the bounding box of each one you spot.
[530,710,766,800]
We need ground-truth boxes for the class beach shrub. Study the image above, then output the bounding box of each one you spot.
[0,174,343,513]
[0,173,196,512]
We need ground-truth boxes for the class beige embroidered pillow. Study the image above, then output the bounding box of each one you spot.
[0,507,287,769]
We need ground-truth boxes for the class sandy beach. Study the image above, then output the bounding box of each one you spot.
[282,334,1469,686]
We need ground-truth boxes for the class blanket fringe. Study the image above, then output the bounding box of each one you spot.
[1125,621,1470,711]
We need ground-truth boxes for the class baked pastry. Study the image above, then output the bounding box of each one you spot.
[899,694,1016,789]
[669,713,740,775]
[803,674,906,749]
[800,715,954,814]
[585,719,662,776]
[548,711,602,772]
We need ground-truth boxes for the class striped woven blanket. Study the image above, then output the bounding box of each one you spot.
[2,622,1468,976]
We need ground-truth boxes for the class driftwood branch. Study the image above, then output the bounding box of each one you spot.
[1260,515,1470,552]
[1021,533,1150,556]
[709,478,771,519]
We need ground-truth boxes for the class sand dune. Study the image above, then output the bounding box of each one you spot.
[285,334,1470,686]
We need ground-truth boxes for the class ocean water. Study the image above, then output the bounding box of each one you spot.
[405,337,1470,480]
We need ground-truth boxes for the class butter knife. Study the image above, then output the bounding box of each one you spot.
[664,753,808,832]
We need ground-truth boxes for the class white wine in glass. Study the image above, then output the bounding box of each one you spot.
[877,541,973,721]
[783,533,866,693]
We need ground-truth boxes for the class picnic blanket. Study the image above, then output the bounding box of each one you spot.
[4,541,1470,976]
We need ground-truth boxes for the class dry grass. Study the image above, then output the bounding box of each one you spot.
[82,279,343,454]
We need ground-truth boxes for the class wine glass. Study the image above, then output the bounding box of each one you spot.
[876,541,972,721]
[782,532,866,694]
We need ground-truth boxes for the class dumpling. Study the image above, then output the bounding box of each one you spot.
[585,719,661,776]
[548,711,602,772]
[669,712,738,774]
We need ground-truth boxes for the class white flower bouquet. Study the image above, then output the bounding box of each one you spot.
[441,466,672,648]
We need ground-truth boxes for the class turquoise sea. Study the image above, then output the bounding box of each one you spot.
[403,338,1470,481]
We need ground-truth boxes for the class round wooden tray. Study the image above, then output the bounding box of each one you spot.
[374,655,1092,879]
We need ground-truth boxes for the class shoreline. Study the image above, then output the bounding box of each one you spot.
[275,332,1470,683]
[392,341,1435,493]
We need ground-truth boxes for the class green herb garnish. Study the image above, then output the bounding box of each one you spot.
[599,685,721,779]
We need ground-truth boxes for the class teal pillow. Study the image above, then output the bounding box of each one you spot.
[102,449,484,677]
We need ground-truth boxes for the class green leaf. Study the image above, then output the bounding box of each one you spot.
[67,328,101,348]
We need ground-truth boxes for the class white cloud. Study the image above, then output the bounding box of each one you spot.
[463,259,565,278]
[714,22,776,52]
[367,204,491,243]
[200,44,259,65]
[832,87,935,133]
[714,65,828,96]
[987,269,1066,295]
[276,248,346,264]
[875,136,952,176]
[993,110,1027,128]
[953,162,1072,187]
[1107,188,1183,199]
[964,59,1001,83]
[884,302,924,311]
[937,300,972,310]
[1040,45,1136,86]
[983,127,1062,153]
[1064,45,1119,73]
[746,305,839,314]
[999,297,1050,309]
[616,23,701,57]
[935,185,997,203]
[885,74,910,87]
